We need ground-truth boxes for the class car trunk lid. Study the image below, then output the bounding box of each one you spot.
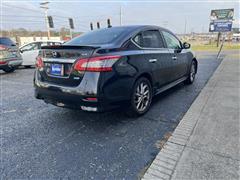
[39,45,99,87]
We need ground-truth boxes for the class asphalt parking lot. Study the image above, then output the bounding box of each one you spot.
[1,52,223,179]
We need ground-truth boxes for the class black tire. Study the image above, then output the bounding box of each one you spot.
[185,61,197,84]
[24,65,32,68]
[3,66,15,73]
[126,77,153,117]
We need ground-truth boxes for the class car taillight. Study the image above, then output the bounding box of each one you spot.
[0,45,7,51]
[35,56,44,69]
[74,55,121,72]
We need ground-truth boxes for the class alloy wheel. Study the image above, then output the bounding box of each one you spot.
[134,82,150,112]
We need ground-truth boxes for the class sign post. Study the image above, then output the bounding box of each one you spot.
[209,8,234,54]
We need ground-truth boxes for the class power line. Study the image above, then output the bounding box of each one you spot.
[2,4,42,13]
[0,15,44,18]
[2,4,119,19]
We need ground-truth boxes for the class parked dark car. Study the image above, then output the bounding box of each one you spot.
[34,25,197,116]
[0,37,22,73]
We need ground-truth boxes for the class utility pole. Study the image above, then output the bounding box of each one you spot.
[184,18,187,41]
[69,28,72,39]
[40,1,50,39]
[119,5,122,26]
[184,19,187,34]
[217,32,221,47]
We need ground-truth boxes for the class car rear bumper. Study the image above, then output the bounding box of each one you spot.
[0,58,23,69]
[34,86,127,112]
[34,71,129,112]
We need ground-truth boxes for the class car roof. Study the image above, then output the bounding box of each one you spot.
[98,25,174,47]
[32,40,63,42]
[66,25,176,48]
[100,25,171,32]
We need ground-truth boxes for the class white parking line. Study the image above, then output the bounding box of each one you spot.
[2,109,16,114]
[1,80,32,86]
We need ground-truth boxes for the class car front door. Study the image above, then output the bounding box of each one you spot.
[132,30,171,89]
[161,31,189,82]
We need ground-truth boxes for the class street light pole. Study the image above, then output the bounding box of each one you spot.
[40,1,50,39]
[120,5,122,26]
[184,18,187,34]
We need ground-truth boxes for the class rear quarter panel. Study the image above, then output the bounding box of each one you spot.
[99,50,152,101]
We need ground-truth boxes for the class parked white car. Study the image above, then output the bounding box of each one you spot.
[20,40,63,67]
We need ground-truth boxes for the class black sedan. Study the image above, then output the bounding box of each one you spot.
[34,25,197,116]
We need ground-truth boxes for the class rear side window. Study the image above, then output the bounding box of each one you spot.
[21,43,39,52]
[133,30,164,48]
[0,37,16,46]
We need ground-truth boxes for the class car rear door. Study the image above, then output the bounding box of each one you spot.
[161,30,189,82]
[21,42,40,65]
[133,30,172,88]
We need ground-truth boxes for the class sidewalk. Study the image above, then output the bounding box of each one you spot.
[142,53,240,180]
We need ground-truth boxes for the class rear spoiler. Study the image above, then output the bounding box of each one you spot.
[41,45,100,50]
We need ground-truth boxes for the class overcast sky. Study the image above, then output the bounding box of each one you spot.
[1,0,239,34]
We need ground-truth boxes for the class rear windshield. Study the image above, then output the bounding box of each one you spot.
[65,27,130,45]
[0,37,16,46]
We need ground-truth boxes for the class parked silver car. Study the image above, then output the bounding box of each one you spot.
[0,37,22,73]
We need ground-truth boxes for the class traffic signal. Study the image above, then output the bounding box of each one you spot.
[107,19,112,28]
[97,22,100,29]
[90,23,93,30]
[47,16,54,28]
[69,18,74,29]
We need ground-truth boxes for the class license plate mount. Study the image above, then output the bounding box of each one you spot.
[50,64,63,76]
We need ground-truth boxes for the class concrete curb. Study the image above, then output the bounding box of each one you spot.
[142,57,224,180]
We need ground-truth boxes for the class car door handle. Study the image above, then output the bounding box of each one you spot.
[172,56,177,60]
[149,59,157,63]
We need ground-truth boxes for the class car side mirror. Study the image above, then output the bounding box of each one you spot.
[183,42,191,49]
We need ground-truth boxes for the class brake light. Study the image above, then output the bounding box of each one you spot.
[74,55,121,72]
[0,45,7,50]
[35,56,44,69]
[83,97,98,102]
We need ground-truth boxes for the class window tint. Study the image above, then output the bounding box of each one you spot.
[65,27,131,45]
[133,30,164,48]
[133,34,143,46]
[21,43,39,52]
[0,37,16,46]
[162,31,181,49]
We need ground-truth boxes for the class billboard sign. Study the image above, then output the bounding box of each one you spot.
[210,9,234,21]
[209,21,233,32]
[209,9,234,32]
